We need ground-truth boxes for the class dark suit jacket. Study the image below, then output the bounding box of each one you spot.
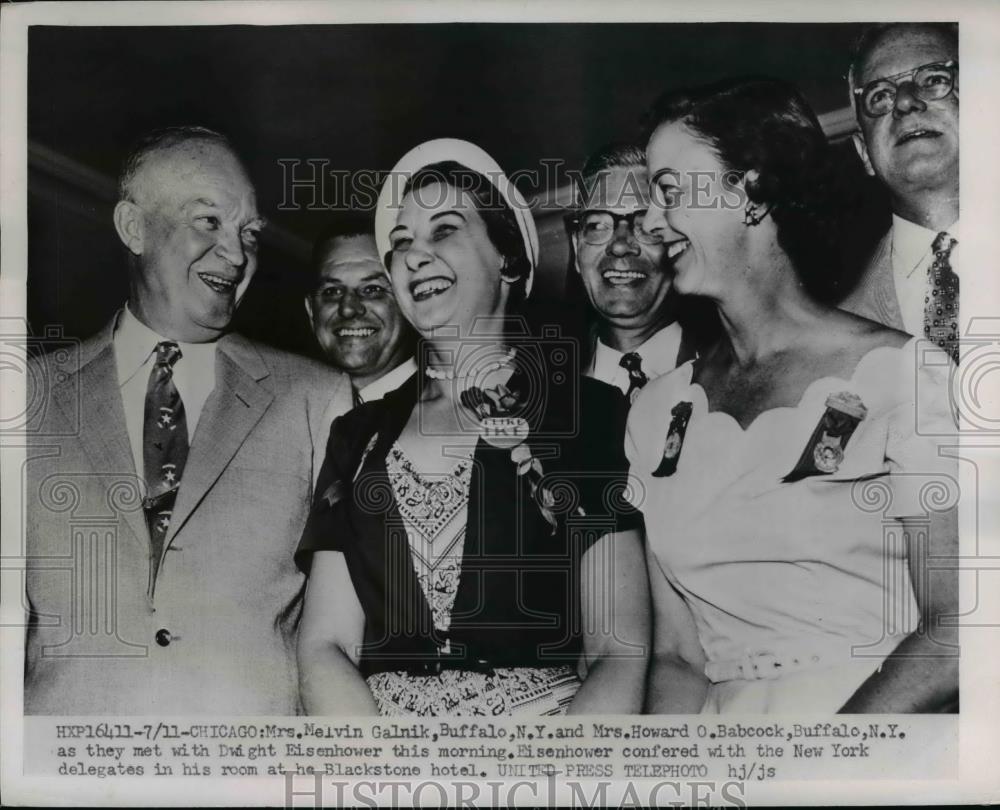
[838,230,906,331]
[24,314,351,714]
[296,350,642,676]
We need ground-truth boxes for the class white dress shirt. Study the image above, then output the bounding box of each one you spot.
[890,214,961,337]
[358,356,417,402]
[585,322,684,396]
[113,306,218,476]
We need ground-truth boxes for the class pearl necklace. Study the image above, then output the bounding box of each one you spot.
[424,347,517,381]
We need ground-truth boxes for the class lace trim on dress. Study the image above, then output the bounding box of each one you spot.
[366,667,580,716]
[371,442,581,716]
[386,443,472,632]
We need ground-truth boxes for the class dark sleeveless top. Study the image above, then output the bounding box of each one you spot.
[296,344,641,677]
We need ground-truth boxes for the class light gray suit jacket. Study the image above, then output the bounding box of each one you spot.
[838,230,907,332]
[24,316,351,714]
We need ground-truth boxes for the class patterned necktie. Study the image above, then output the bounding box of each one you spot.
[352,385,364,408]
[619,352,649,403]
[142,341,188,594]
[924,232,959,363]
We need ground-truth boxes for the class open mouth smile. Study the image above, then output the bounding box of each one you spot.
[335,326,378,338]
[411,277,455,302]
[896,128,942,145]
[664,238,691,262]
[602,269,648,286]
[197,272,240,294]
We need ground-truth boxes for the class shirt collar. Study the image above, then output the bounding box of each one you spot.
[593,322,683,379]
[359,356,417,401]
[892,214,961,279]
[113,305,217,386]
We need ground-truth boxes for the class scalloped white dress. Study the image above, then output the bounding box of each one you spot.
[625,339,957,713]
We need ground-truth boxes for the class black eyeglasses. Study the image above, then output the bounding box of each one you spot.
[853,60,958,118]
[569,209,662,246]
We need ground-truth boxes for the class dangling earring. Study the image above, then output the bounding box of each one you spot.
[499,258,518,284]
[744,203,765,227]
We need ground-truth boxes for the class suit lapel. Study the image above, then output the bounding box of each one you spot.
[164,335,273,546]
[56,322,149,548]
[846,231,906,331]
[867,232,905,331]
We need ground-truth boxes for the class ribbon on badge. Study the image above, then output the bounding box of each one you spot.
[782,392,868,483]
[652,401,694,478]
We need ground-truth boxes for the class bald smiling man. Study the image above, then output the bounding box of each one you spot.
[25,126,352,714]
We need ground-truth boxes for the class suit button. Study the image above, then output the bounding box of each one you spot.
[155,629,172,647]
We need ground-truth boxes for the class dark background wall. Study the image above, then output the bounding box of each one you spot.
[27,23,889,358]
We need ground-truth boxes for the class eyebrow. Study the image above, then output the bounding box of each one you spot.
[388,208,466,237]
[863,59,956,86]
[650,169,680,183]
[183,197,219,211]
[430,210,467,223]
[318,269,387,281]
[182,198,266,228]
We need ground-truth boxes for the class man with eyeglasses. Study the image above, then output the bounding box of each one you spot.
[569,143,693,402]
[841,23,960,363]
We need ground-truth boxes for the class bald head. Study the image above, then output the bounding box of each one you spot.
[118,126,237,203]
[112,127,263,342]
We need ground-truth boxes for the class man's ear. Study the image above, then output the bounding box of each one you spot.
[304,295,314,322]
[570,233,583,276]
[113,200,145,255]
[852,131,876,178]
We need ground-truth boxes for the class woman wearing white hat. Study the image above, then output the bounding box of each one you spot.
[296,139,650,716]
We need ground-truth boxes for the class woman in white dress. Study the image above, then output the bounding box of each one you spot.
[629,78,959,713]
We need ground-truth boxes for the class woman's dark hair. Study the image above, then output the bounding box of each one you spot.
[642,77,857,302]
[404,160,531,310]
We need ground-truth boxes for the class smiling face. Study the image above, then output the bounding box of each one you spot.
[305,234,412,381]
[387,181,508,338]
[643,120,749,300]
[118,140,263,342]
[852,25,959,199]
[573,165,671,329]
